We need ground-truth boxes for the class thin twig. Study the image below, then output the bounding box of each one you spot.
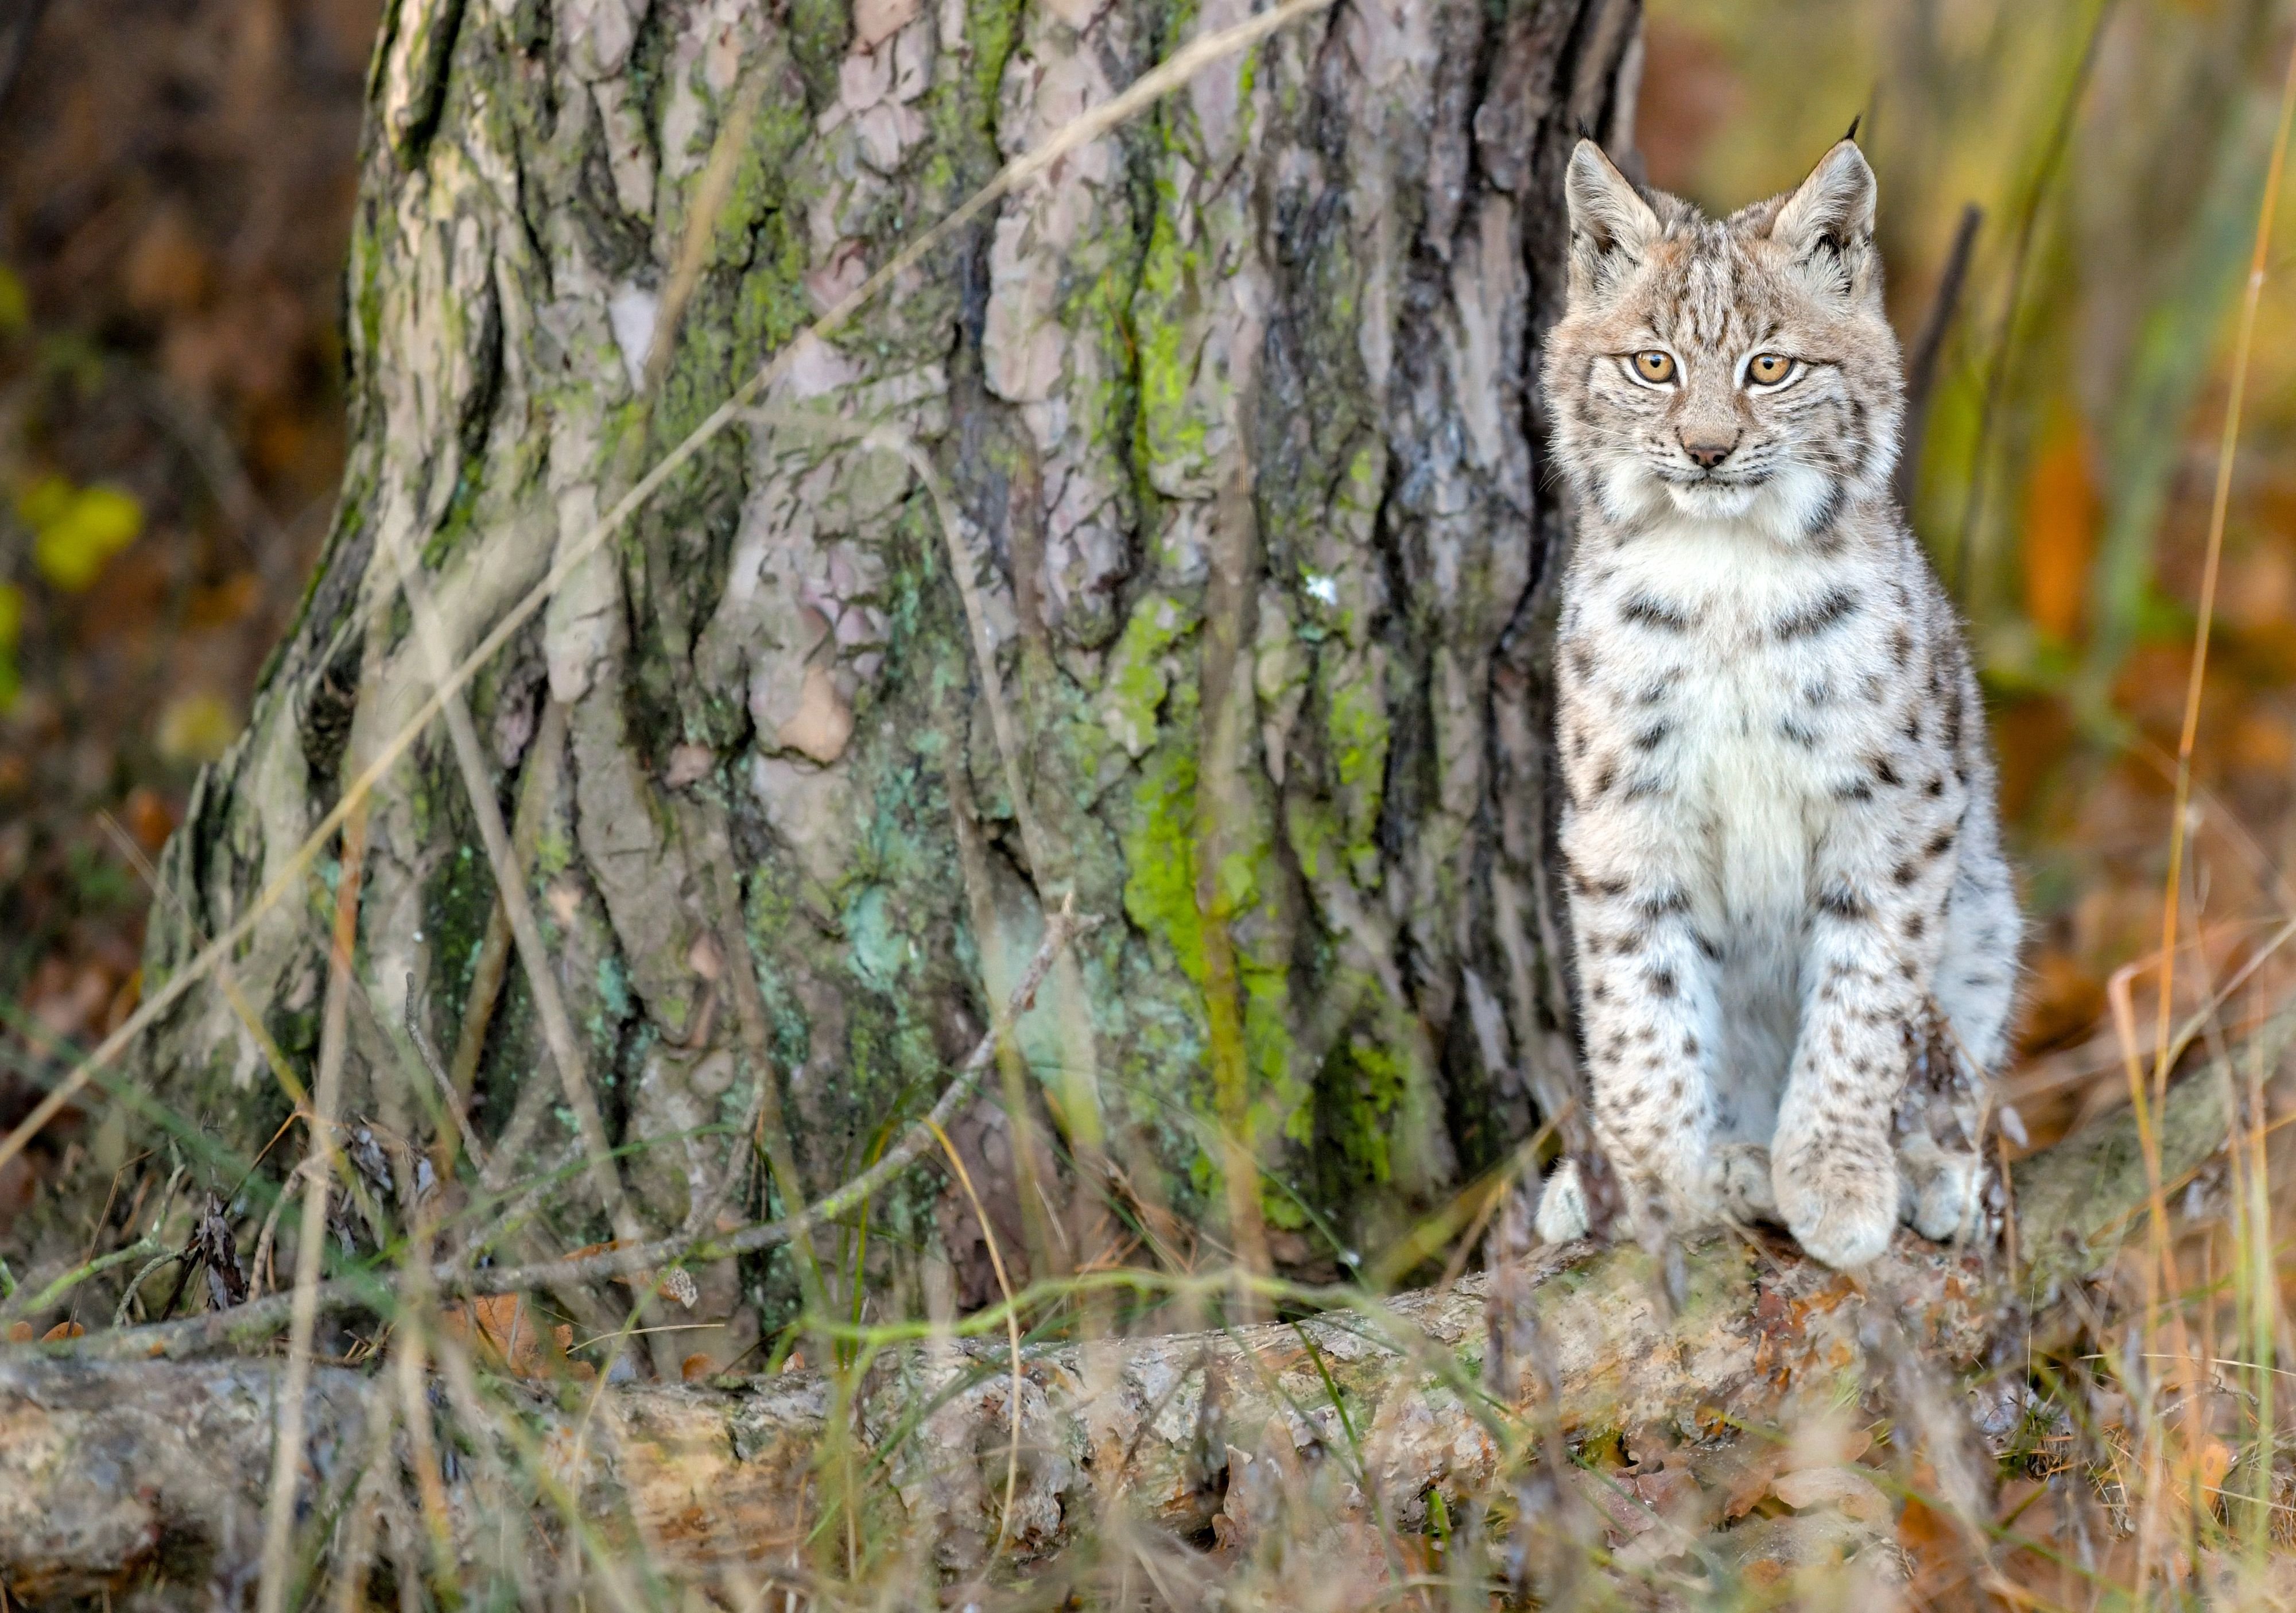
[1895,201,1982,511]
[445,699,565,1165]
[254,685,375,1613]
[379,524,647,1259]
[402,973,488,1175]
[111,1248,181,1328]
[928,1116,1026,1558]
[0,1236,165,1324]
[643,63,776,392]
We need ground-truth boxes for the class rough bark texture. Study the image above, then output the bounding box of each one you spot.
[0,1079,2232,1599]
[67,0,1645,1318]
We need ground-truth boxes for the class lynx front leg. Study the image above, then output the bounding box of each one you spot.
[1562,820,1725,1241]
[1774,807,1960,1269]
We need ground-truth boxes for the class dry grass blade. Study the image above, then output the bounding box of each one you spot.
[379,515,647,1261]
[254,710,374,1613]
[2123,30,2296,1588]
[928,1115,1026,1560]
[0,0,1340,1187]
[2145,25,2296,1187]
[60,898,1096,1359]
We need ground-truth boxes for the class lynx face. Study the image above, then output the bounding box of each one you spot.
[1542,143,1906,544]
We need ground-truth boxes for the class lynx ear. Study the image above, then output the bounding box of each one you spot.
[1565,139,1659,292]
[1770,139,1878,300]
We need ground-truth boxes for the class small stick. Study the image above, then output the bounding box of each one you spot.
[1895,201,1981,511]
[402,974,488,1176]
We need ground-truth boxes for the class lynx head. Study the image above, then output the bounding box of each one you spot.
[1542,138,1903,540]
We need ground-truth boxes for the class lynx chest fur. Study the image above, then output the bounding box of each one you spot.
[1534,137,2020,1270]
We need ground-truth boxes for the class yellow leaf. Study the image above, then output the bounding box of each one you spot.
[157,692,238,763]
[22,478,143,593]
[0,583,20,714]
[15,474,72,530]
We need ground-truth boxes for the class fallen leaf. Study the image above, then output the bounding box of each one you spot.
[1773,1464,1892,1523]
[1720,1447,1790,1521]
[444,1293,567,1378]
[157,691,239,763]
[681,1353,714,1382]
[20,476,142,592]
[2197,1437,2235,1499]
[41,1320,83,1342]
[5,1321,32,1343]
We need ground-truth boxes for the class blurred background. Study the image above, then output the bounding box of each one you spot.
[0,0,2290,1187]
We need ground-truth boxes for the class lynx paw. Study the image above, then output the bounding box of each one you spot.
[1534,1159,1591,1244]
[1899,1135,1983,1243]
[1775,1146,1897,1270]
[1713,1143,1778,1224]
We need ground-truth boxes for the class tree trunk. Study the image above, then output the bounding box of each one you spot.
[14,0,1645,1327]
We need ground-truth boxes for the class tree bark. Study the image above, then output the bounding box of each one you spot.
[6,0,1645,1324]
[0,1077,2233,1600]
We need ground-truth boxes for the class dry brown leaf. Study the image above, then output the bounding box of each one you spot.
[40,1320,83,1343]
[1720,1446,1790,1521]
[1773,1464,1892,1523]
[681,1353,714,1382]
[2198,1437,2235,1499]
[3,1321,32,1344]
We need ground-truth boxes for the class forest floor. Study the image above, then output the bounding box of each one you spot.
[5,1,2296,1609]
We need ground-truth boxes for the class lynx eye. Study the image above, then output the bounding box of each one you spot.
[1746,352,1797,386]
[1630,350,1677,384]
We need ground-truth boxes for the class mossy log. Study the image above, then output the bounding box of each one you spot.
[0,1077,2232,1600]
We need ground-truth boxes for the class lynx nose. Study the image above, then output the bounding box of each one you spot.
[1680,431,1737,470]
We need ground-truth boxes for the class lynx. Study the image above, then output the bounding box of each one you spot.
[1531,138,2019,1270]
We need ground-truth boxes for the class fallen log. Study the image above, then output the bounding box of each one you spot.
[0,1075,2233,1602]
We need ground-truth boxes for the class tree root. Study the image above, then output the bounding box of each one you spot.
[0,1076,2229,1600]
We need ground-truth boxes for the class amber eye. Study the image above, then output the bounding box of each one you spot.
[1631,350,1677,384]
[1747,352,1796,386]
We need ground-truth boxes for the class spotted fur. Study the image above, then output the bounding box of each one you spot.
[1531,139,2019,1270]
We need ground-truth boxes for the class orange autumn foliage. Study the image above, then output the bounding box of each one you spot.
[2024,413,2100,643]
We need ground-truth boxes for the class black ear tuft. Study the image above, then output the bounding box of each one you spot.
[1564,139,1661,294]
[1844,113,1862,144]
[1770,139,1878,301]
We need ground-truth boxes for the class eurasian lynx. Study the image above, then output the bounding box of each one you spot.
[1531,138,2019,1270]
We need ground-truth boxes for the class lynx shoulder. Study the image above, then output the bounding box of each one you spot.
[1530,138,2020,1271]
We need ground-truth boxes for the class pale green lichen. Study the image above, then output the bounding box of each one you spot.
[1100,592,1194,755]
